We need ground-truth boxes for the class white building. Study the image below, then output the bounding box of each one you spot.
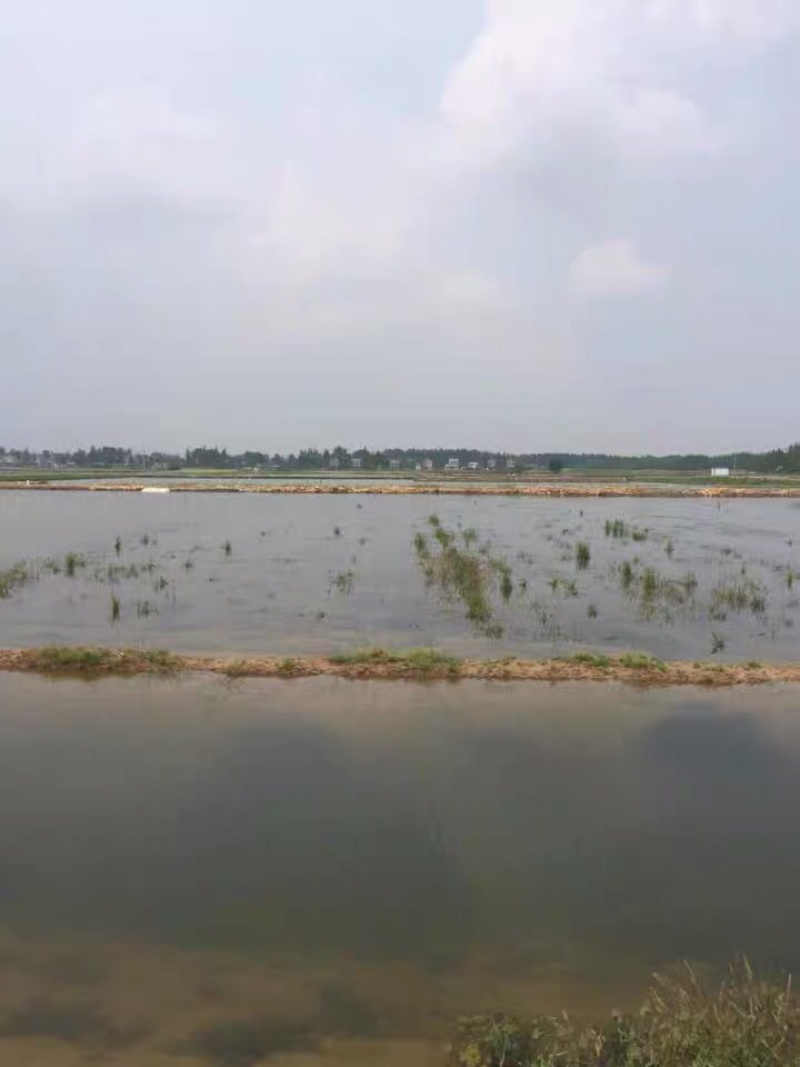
[424,458,434,470]
[487,458,497,471]
[506,457,516,470]
[445,458,460,471]
[351,457,363,469]
[467,461,480,471]
[389,458,401,471]
[711,467,731,478]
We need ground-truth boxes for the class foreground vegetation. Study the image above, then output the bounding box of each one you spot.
[452,962,798,1067]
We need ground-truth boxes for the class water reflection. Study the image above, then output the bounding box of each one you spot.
[0,675,799,1062]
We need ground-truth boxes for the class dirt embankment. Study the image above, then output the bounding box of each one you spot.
[1,647,798,687]
[1,480,800,498]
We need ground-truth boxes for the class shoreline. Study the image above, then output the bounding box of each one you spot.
[1,480,800,498]
[1,646,798,686]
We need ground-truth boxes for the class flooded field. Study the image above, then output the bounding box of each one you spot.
[2,492,800,661]
[0,675,799,1064]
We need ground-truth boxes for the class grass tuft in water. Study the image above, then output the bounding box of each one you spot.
[110,594,120,623]
[711,631,726,655]
[114,536,122,555]
[222,539,233,557]
[64,552,86,578]
[332,569,355,594]
[575,541,591,570]
[0,562,31,599]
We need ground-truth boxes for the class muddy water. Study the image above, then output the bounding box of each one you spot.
[0,675,799,1064]
[2,491,800,659]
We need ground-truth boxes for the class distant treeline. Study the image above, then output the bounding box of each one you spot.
[3,443,800,473]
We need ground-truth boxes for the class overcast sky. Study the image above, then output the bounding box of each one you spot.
[1,0,798,454]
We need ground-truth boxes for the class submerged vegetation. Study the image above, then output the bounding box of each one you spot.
[0,562,30,599]
[414,520,511,637]
[452,962,800,1067]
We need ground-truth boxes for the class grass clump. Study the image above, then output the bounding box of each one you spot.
[114,536,122,555]
[332,569,355,594]
[587,604,598,619]
[710,577,768,617]
[330,648,460,677]
[415,522,511,637]
[110,595,121,623]
[565,653,610,670]
[31,647,179,677]
[605,518,627,538]
[618,652,667,672]
[276,658,297,677]
[451,961,800,1067]
[222,539,233,557]
[619,561,635,590]
[575,541,591,570]
[64,552,86,577]
[711,631,726,655]
[0,562,31,599]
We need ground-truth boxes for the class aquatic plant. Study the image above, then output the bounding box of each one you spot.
[222,539,233,557]
[332,569,355,594]
[0,562,31,599]
[587,603,598,618]
[110,594,120,622]
[114,536,122,555]
[64,552,86,578]
[575,541,591,570]
[711,631,726,655]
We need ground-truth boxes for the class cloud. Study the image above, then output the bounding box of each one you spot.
[569,238,668,297]
[439,0,798,169]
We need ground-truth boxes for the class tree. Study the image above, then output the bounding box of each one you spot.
[549,457,565,474]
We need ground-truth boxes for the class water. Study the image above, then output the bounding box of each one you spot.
[2,491,800,660]
[0,674,799,1063]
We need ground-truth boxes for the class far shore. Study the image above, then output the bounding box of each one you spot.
[2,480,800,498]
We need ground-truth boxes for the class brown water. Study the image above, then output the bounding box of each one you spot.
[2,492,800,661]
[0,675,799,1063]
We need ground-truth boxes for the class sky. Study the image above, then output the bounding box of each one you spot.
[1,0,798,455]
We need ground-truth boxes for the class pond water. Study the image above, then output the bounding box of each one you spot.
[2,492,800,660]
[0,675,799,1064]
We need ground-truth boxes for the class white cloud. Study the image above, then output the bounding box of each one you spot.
[569,238,668,297]
[439,0,798,168]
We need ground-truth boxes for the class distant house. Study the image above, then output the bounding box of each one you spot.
[506,457,516,470]
[711,467,731,478]
[467,461,480,471]
[351,457,363,469]
[389,459,401,471]
[423,458,434,471]
[487,458,497,471]
[445,458,460,471]
[329,457,340,470]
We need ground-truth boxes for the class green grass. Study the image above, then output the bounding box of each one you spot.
[332,569,355,594]
[64,552,86,577]
[575,541,591,569]
[276,657,298,677]
[452,961,800,1067]
[329,648,460,676]
[564,652,611,669]
[31,647,178,676]
[110,595,121,622]
[618,652,667,672]
[711,577,768,616]
[0,562,31,599]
